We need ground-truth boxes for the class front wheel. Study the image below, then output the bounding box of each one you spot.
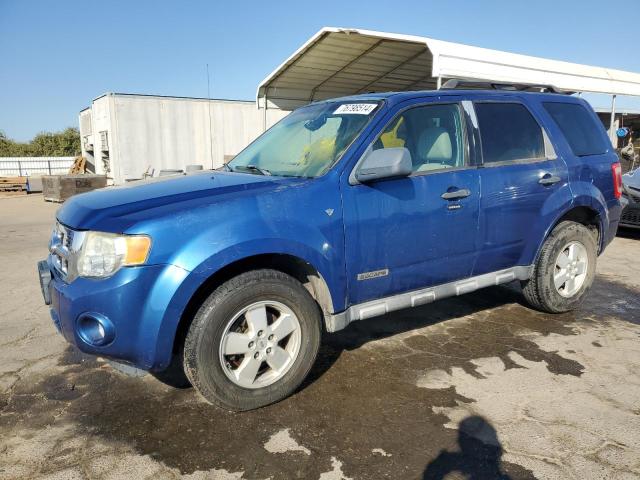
[183,269,322,411]
[522,221,597,313]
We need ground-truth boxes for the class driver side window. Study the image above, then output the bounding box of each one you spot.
[373,103,465,173]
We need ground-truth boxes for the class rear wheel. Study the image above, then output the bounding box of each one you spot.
[183,269,322,411]
[522,221,597,313]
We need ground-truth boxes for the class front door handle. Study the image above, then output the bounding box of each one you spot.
[538,174,561,186]
[441,188,471,200]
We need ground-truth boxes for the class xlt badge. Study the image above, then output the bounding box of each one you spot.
[357,269,389,281]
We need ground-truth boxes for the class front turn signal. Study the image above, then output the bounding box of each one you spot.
[124,236,152,265]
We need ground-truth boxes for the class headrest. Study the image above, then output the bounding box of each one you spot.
[417,127,452,163]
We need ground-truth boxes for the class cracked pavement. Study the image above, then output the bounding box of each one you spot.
[1,194,639,479]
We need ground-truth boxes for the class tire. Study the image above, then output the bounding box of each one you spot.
[183,269,322,411]
[522,221,597,313]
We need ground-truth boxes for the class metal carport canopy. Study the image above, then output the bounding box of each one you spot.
[257,27,640,110]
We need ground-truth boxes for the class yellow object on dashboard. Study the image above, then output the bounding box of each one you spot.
[380,117,406,148]
[299,137,336,168]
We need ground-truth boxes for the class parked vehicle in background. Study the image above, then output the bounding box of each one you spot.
[38,85,623,411]
[621,168,640,229]
[620,137,638,173]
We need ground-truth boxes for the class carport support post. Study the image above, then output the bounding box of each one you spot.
[609,94,617,144]
[436,76,442,90]
[263,93,268,132]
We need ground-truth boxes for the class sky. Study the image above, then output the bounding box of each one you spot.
[1,0,639,141]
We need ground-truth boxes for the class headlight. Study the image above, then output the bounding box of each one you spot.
[77,232,151,278]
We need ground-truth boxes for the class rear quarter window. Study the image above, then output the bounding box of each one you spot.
[543,102,609,156]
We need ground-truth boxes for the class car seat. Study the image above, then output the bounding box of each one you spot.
[416,127,454,171]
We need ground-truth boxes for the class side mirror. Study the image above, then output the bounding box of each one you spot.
[355,147,413,183]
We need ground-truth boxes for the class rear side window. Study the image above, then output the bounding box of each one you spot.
[543,102,608,156]
[475,102,545,163]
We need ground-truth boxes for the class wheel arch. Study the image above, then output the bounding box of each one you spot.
[533,204,604,266]
[171,253,334,360]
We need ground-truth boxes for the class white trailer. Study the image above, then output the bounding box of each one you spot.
[79,93,288,184]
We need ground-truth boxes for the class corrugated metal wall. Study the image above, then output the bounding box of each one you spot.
[0,157,75,176]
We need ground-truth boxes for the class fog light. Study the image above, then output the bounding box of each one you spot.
[77,313,115,346]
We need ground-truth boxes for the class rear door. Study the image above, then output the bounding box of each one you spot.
[471,97,570,275]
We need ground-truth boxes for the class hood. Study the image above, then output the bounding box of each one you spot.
[57,171,299,231]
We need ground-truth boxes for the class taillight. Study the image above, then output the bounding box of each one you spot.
[612,162,623,199]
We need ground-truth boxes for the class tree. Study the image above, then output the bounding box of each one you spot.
[0,128,81,157]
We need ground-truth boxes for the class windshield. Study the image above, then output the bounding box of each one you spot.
[228,101,381,177]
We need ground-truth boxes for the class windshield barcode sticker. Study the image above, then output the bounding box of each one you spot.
[333,103,378,115]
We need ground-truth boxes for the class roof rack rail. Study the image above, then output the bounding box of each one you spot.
[441,79,571,94]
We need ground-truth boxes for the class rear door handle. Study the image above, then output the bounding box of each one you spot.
[538,174,561,186]
[441,188,471,200]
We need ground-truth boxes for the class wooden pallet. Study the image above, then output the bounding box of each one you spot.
[0,190,27,196]
[0,176,27,184]
[0,176,27,193]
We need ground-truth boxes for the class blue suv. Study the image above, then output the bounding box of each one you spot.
[39,86,623,410]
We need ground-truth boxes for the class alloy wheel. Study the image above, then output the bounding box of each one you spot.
[218,301,301,389]
[554,241,589,298]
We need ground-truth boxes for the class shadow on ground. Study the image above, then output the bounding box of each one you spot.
[617,226,640,240]
[423,415,524,480]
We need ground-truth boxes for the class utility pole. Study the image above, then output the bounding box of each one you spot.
[609,94,617,145]
[207,64,214,169]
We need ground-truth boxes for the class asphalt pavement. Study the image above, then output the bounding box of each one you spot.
[1,194,639,480]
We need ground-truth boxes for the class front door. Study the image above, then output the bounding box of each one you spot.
[341,101,481,306]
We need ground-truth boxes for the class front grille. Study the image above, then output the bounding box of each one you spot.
[628,186,640,203]
[621,208,640,226]
[63,228,74,249]
[49,223,86,282]
[49,223,70,278]
[49,222,82,280]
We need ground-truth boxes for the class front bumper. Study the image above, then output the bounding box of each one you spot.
[38,260,52,305]
[39,258,190,370]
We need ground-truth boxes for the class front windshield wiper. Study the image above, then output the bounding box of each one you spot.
[232,164,272,176]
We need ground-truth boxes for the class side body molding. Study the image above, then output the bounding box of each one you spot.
[326,265,532,332]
